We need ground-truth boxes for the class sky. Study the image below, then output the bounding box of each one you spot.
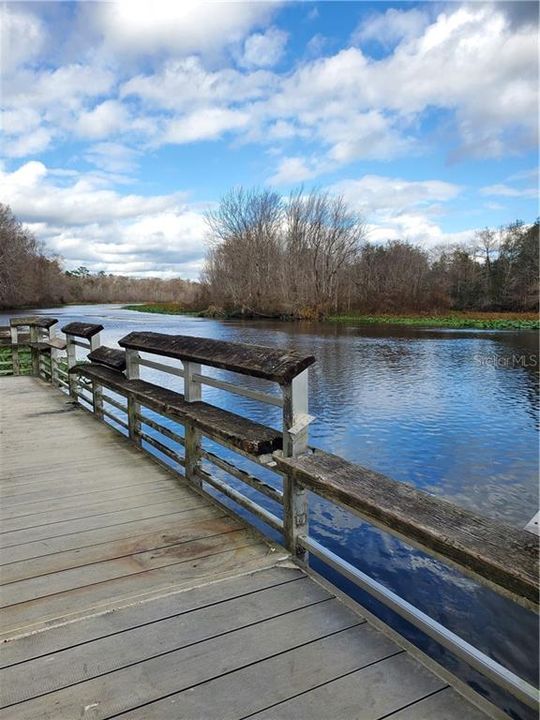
[0,0,538,279]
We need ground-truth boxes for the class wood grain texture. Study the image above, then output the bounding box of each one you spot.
[118,330,315,383]
[61,322,103,338]
[87,346,126,371]
[9,317,57,329]
[275,450,539,608]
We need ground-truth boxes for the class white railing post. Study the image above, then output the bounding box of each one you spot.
[65,334,78,397]
[9,325,19,376]
[29,325,39,377]
[125,349,141,444]
[50,346,59,387]
[89,333,101,352]
[184,361,202,488]
[89,331,102,414]
[282,369,310,561]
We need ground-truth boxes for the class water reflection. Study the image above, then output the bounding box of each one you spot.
[2,304,538,718]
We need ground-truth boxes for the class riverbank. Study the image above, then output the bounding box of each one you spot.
[123,304,539,330]
[122,303,199,316]
[327,311,539,330]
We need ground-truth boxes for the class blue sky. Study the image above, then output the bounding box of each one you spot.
[1,1,538,278]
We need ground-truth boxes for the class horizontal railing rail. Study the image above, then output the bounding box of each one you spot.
[3,318,538,715]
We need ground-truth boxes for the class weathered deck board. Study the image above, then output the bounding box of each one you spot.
[0,377,491,719]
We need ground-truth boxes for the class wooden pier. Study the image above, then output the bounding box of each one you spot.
[0,317,538,719]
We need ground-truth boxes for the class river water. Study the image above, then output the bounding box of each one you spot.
[2,304,538,717]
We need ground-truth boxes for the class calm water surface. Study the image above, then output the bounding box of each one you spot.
[3,304,538,718]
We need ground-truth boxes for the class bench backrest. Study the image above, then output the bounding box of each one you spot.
[118,332,315,384]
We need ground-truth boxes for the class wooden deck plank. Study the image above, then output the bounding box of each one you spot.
[2,464,181,500]
[0,482,194,532]
[0,488,203,536]
[0,567,304,668]
[0,498,208,548]
[1,600,359,719]
[116,624,398,720]
[386,686,489,719]
[1,578,332,706]
[248,653,448,720]
[0,505,220,567]
[0,541,279,638]
[0,526,252,607]
[0,509,231,583]
[0,482,192,518]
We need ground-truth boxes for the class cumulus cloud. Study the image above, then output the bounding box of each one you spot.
[163,107,249,145]
[0,162,207,278]
[330,174,464,248]
[76,100,130,140]
[94,0,277,57]
[353,7,430,47]
[121,56,276,110]
[269,156,318,185]
[0,5,45,73]
[240,27,288,68]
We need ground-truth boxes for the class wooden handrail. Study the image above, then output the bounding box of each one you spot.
[118,331,315,384]
[274,449,539,610]
[10,316,57,328]
[61,322,103,338]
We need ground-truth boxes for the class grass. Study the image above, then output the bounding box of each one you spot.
[122,303,199,316]
[0,346,32,374]
[327,311,540,330]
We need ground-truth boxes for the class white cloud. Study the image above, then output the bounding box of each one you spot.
[0,162,207,278]
[240,27,288,68]
[84,143,141,174]
[3,127,53,158]
[2,2,536,180]
[163,107,249,145]
[76,100,130,140]
[269,156,317,185]
[121,56,275,110]
[332,175,461,212]
[480,183,537,199]
[1,161,190,225]
[330,174,463,248]
[95,0,277,57]
[354,8,430,47]
[0,5,44,73]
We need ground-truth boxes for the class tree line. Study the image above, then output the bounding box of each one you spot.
[202,187,539,317]
[1,194,537,316]
[0,203,198,310]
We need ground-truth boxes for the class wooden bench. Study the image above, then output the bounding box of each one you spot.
[274,449,540,609]
[69,363,282,456]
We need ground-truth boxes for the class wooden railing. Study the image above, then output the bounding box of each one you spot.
[2,317,539,712]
